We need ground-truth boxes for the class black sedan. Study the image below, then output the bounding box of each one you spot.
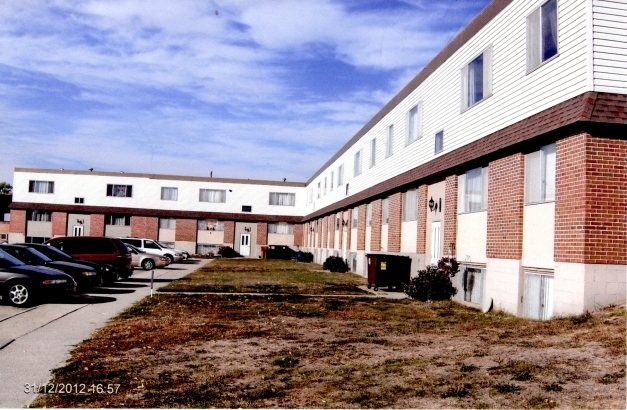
[21,243,116,284]
[0,244,100,290]
[0,249,75,307]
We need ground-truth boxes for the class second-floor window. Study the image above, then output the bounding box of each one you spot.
[354,150,362,177]
[29,180,54,194]
[161,187,178,201]
[199,189,226,203]
[406,103,422,145]
[525,143,556,204]
[387,124,394,157]
[435,130,444,154]
[462,46,493,110]
[527,0,558,72]
[370,138,376,168]
[107,184,132,197]
[269,192,295,206]
[330,171,334,191]
[337,164,344,186]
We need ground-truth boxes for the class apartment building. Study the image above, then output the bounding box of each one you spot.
[9,0,626,319]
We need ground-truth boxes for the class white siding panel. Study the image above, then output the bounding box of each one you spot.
[593,0,627,93]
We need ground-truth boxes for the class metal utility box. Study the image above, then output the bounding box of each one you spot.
[366,254,412,291]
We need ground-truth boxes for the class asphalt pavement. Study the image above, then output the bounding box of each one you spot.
[0,259,208,408]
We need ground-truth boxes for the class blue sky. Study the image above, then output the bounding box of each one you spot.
[0,0,490,185]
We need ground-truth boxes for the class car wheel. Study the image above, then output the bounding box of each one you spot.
[5,281,32,307]
[141,259,155,270]
[164,254,174,264]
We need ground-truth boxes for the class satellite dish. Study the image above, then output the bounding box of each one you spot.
[482,297,493,313]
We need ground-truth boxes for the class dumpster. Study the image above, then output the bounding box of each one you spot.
[366,254,412,291]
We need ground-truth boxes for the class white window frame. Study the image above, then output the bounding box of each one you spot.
[323,177,327,196]
[526,0,559,73]
[402,189,418,222]
[199,189,226,203]
[461,45,493,111]
[330,171,334,191]
[525,143,556,204]
[28,180,54,194]
[382,197,389,225]
[317,182,321,199]
[269,192,296,206]
[387,124,394,157]
[405,102,423,145]
[435,130,444,154]
[458,167,489,213]
[268,222,294,235]
[354,150,362,177]
[337,164,344,186]
[160,187,178,201]
[370,138,376,168]
[159,218,176,230]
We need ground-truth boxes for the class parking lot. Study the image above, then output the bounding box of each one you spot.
[0,259,209,408]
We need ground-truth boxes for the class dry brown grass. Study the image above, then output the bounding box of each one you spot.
[31,292,626,409]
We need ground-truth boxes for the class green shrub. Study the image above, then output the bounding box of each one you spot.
[404,257,458,301]
[322,256,349,273]
[218,246,241,258]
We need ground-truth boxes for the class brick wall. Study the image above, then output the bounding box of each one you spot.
[322,216,328,248]
[51,212,67,237]
[337,212,344,250]
[345,210,352,252]
[175,219,197,242]
[487,153,525,259]
[316,219,322,248]
[328,216,335,249]
[223,221,235,245]
[388,192,403,252]
[256,222,267,245]
[444,175,458,258]
[370,199,382,252]
[294,224,304,247]
[130,216,159,239]
[90,214,105,236]
[357,204,367,251]
[416,185,428,253]
[555,134,627,264]
[9,210,26,235]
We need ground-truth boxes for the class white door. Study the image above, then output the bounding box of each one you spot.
[72,225,84,236]
[524,273,554,320]
[431,221,441,264]
[342,232,348,262]
[240,234,251,256]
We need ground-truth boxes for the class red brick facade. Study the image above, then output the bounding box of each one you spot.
[555,134,627,264]
[487,153,525,259]
[51,212,67,237]
[316,219,322,248]
[9,210,26,235]
[346,210,352,251]
[294,224,304,247]
[130,216,159,239]
[357,204,367,251]
[444,176,458,258]
[322,216,328,248]
[90,214,105,237]
[328,215,335,249]
[387,192,402,252]
[256,222,267,245]
[175,219,197,242]
[416,185,428,254]
[223,221,235,245]
[370,199,382,252]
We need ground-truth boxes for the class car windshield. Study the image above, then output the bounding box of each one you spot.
[155,241,172,249]
[28,245,72,260]
[25,248,53,263]
[0,248,26,267]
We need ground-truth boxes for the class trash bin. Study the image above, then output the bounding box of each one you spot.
[366,254,412,291]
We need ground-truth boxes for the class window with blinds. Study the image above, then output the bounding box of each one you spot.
[199,189,226,203]
[161,187,178,201]
[403,189,417,221]
[268,222,294,235]
[159,218,176,229]
[29,180,54,194]
[269,192,295,206]
[458,167,489,213]
[525,143,556,204]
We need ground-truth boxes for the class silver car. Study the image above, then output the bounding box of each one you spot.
[125,244,169,270]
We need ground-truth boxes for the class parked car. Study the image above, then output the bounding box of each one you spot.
[266,245,296,260]
[0,244,100,290]
[45,237,133,279]
[20,243,117,284]
[118,238,184,264]
[0,248,75,307]
[125,243,169,270]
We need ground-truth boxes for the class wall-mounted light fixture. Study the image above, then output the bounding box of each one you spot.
[244,227,251,232]
[77,219,84,224]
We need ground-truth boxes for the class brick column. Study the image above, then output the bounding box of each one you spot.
[345,210,352,251]
[294,224,304,247]
[388,192,403,252]
[51,212,67,237]
[328,216,335,249]
[175,219,197,242]
[256,222,267,245]
[444,175,458,258]
[322,216,328,248]
[131,216,159,239]
[357,204,367,251]
[316,219,322,248]
[338,212,344,250]
[370,199,382,252]
[9,210,26,235]
[417,184,428,254]
[90,214,105,237]
[555,134,627,264]
[487,153,525,259]
[224,221,235,245]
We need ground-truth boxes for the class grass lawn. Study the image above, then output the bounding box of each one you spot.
[31,260,625,409]
[160,258,370,295]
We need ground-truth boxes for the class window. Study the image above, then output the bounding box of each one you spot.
[406,103,422,145]
[25,236,49,244]
[242,205,252,212]
[459,167,489,213]
[352,208,358,228]
[382,197,389,225]
[105,215,130,226]
[525,143,556,204]
[198,219,224,231]
[403,189,417,221]
[435,130,444,154]
[366,203,373,227]
[161,187,178,201]
[74,197,84,204]
[269,192,296,206]
[28,210,51,222]
[459,266,485,305]
[354,150,362,177]
[106,184,132,197]
[324,177,327,196]
[29,180,54,194]
[337,164,344,186]
[197,244,220,255]
[159,218,176,230]
[387,125,394,157]
[268,222,294,235]
[199,189,226,203]
[527,0,558,72]
[346,183,349,196]
[317,182,321,199]
[336,212,341,230]
[461,46,493,110]
[370,138,376,168]
[330,172,334,191]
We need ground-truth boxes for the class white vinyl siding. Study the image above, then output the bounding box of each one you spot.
[402,189,418,221]
[199,189,226,203]
[525,143,556,204]
[161,187,178,201]
[593,0,627,93]
[269,192,296,206]
[458,167,489,213]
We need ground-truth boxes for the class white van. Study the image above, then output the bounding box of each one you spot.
[119,237,185,264]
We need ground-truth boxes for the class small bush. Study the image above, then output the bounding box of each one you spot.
[460,364,479,373]
[272,353,299,368]
[493,383,522,394]
[543,382,563,392]
[404,257,459,301]
[599,369,625,384]
[512,370,534,381]
[570,311,593,325]
[322,256,349,273]
[218,246,241,258]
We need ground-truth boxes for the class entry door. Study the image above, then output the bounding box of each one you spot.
[342,232,348,261]
[430,221,441,264]
[524,273,554,320]
[240,234,251,256]
[73,225,84,236]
